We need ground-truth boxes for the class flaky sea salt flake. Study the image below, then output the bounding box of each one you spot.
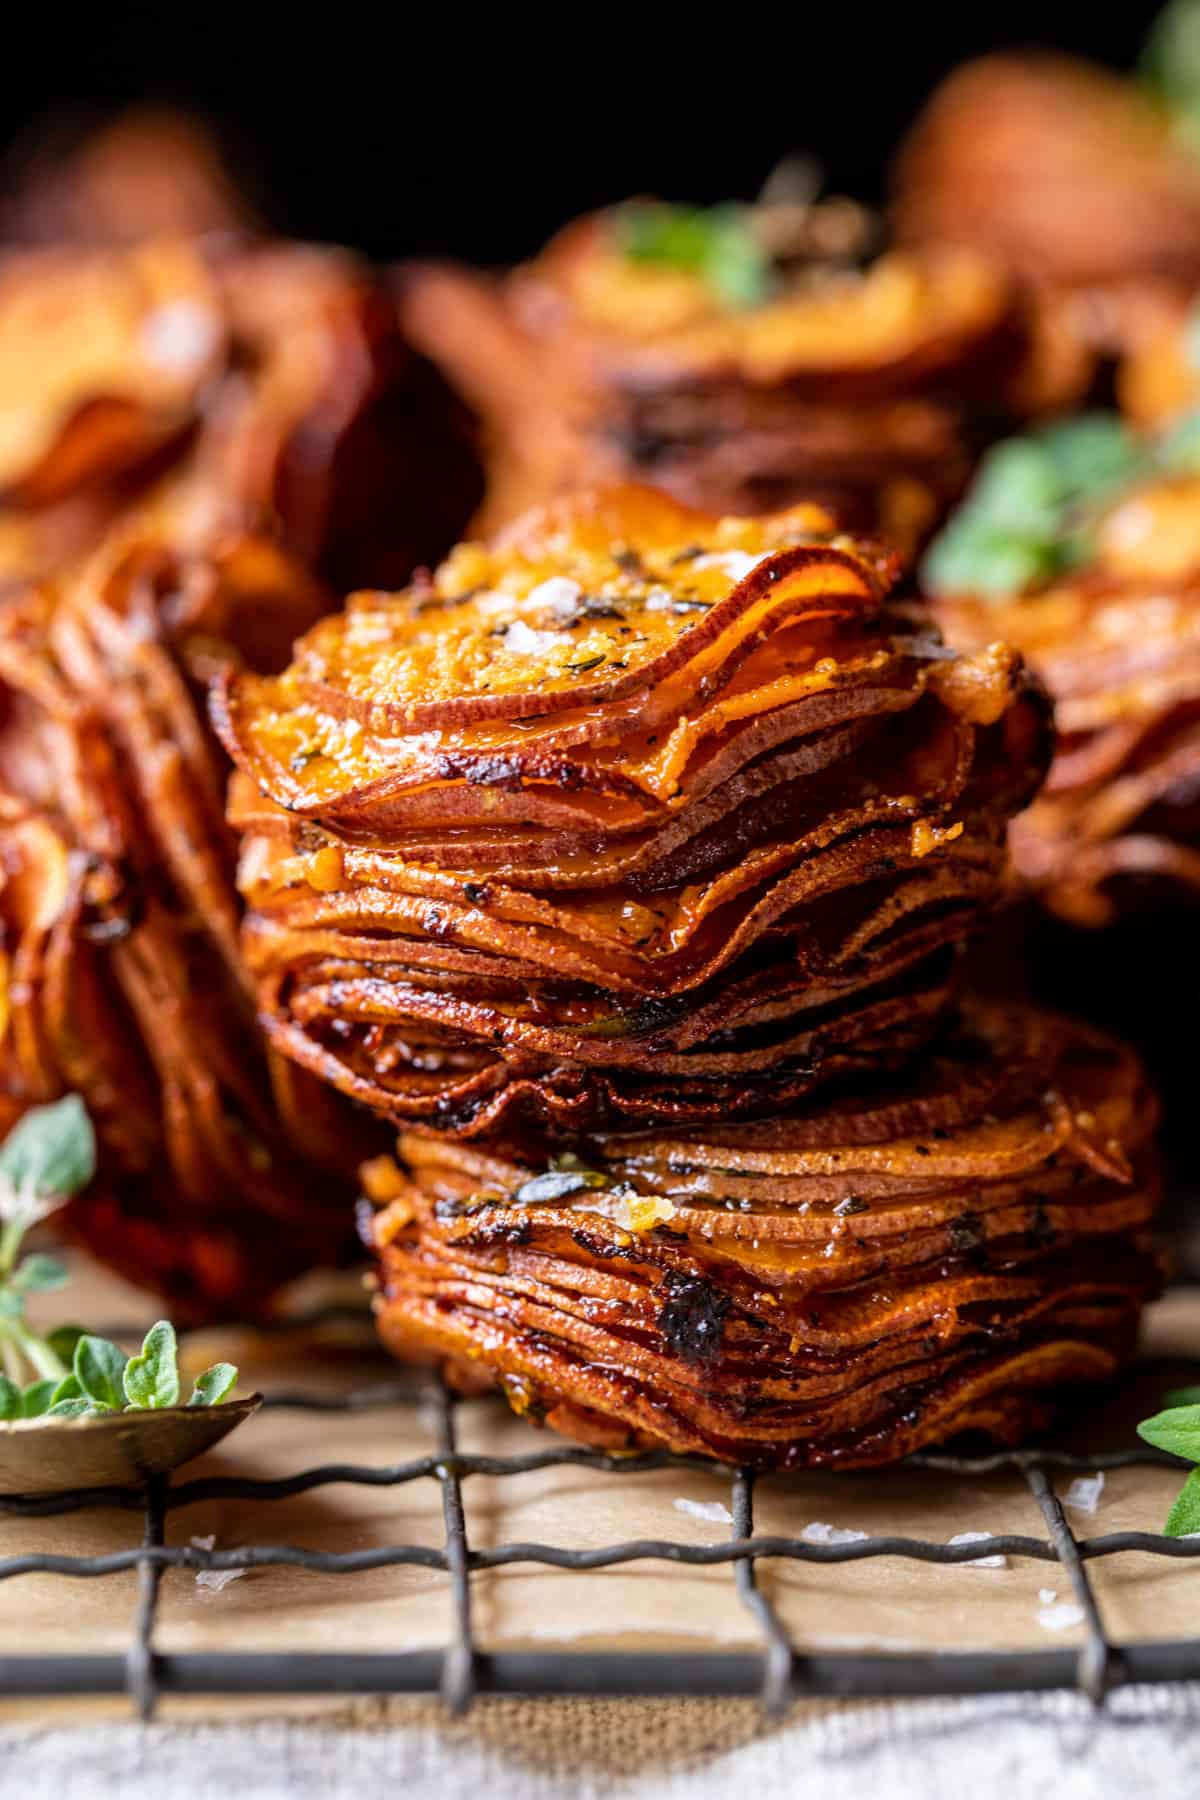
[1062,1474,1105,1515]
[802,1522,868,1546]
[673,1498,733,1526]
[948,1530,1007,1569]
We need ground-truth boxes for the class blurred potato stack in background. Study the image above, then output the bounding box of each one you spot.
[398,188,1090,557]
[0,113,480,1315]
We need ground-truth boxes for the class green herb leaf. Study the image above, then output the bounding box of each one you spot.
[123,1321,180,1411]
[0,1376,20,1421]
[0,1291,23,1319]
[1164,1383,1200,1408]
[1164,1465,1200,1536]
[1035,414,1142,501]
[188,1363,238,1408]
[922,524,1062,601]
[11,1254,69,1293]
[49,1372,81,1406]
[45,1398,98,1420]
[922,413,1143,600]
[549,1151,610,1182]
[964,440,1065,537]
[1140,0,1200,134]
[1137,1403,1200,1462]
[45,1324,86,1365]
[616,202,774,309]
[72,1335,128,1412]
[0,1095,96,1200]
[513,1170,608,1205]
[19,1379,58,1418]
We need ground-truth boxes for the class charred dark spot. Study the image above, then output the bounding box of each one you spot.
[430,753,497,786]
[422,905,455,942]
[465,1218,533,1249]
[463,882,490,905]
[833,1195,870,1216]
[890,1385,923,1426]
[466,756,523,786]
[623,994,687,1037]
[657,1272,728,1366]
[949,1212,986,1263]
[1030,1199,1057,1247]
[570,1228,639,1264]
[614,425,670,466]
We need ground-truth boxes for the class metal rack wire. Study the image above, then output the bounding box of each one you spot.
[3,1358,1200,1722]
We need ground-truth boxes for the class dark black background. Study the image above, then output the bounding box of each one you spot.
[0,6,1166,263]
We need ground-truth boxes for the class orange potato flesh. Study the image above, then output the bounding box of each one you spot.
[372,1002,1162,1468]
[220,487,1050,1137]
[0,532,380,1319]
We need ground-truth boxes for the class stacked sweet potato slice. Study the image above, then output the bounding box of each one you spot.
[216,487,1050,1140]
[371,1002,1162,1466]
[0,235,480,596]
[217,483,1166,1464]
[0,217,483,1313]
[399,204,1076,547]
[935,473,1200,925]
[0,531,378,1317]
[893,54,1200,401]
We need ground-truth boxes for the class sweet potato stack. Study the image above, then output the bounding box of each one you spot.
[399,200,1073,549]
[0,234,479,596]
[371,1002,1162,1467]
[215,486,1050,1139]
[893,53,1200,403]
[215,484,1162,1463]
[0,107,258,248]
[935,472,1200,926]
[0,530,377,1316]
[0,219,479,1314]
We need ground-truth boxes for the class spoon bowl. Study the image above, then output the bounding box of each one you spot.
[0,1394,262,1495]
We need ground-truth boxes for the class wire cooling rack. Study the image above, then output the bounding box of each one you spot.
[3,1342,1200,1724]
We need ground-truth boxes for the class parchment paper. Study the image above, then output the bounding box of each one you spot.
[2,1259,1198,1721]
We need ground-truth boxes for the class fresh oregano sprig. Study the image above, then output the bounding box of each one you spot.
[615,201,776,308]
[23,1320,238,1421]
[1137,1400,1200,1534]
[922,408,1200,600]
[0,1096,237,1422]
[0,1096,95,1399]
[1140,0,1200,146]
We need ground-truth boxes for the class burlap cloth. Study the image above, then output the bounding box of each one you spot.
[4,1689,1200,1799]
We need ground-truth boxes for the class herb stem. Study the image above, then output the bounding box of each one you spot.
[0,1326,22,1385]
[0,1214,26,1278]
[7,1319,67,1382]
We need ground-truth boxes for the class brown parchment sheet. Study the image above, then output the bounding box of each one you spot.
[1,1257,1198,1723]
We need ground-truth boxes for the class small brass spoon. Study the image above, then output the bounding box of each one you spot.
[0,1394,262,1496]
